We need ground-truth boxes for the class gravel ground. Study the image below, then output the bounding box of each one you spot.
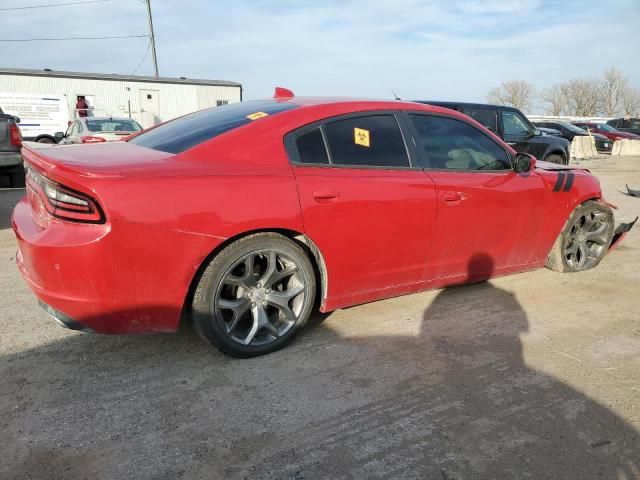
[1,157,639,479]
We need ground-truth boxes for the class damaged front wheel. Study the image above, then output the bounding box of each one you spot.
[546,200,614,273]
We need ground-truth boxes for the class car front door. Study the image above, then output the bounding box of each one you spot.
[406,112,548,282]
[287,112,438,308]
[500,109,546,159]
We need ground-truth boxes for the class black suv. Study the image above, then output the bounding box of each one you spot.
[413,101,570,164]
[606,117,640,136]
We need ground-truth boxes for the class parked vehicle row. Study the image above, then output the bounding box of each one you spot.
[573,122,640,141]
[13,91,635,357]
[533,121,613,152]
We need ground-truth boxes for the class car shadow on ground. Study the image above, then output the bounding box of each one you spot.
[1,256,639,476]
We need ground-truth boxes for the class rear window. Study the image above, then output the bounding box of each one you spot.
[130,100,299,154]
[86,119,141,133]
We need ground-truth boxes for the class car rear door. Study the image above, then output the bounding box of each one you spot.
[406,112,548,282]
[286,112,438,307]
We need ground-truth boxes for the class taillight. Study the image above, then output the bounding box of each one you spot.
[9,123,22,147]
[81,135,107,144]
[25,167,105,223]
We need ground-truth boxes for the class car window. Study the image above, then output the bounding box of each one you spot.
[86,119,142,132]
[323,114,410,168]
[410,114,511,171]
[501,111,531,136]
[294,127,330,165]
[461,107,498,132]
[130,100,299,154]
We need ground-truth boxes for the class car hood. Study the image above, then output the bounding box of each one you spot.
[534,160,587,172]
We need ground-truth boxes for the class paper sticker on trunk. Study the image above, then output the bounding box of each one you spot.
[354,127,370,147]
[246,112,269,120]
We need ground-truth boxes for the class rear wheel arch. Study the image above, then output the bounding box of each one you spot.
[183,228,328,319]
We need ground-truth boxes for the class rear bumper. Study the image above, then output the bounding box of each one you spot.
[12,196,219,334]
[38,300,94,332]
[0,152,22,168]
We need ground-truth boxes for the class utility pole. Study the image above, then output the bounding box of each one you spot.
[145,0,159,77]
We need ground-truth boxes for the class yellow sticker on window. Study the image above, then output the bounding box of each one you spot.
[354,127,370,147]
[246,111,269,120]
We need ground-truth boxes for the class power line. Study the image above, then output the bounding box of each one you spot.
[0,34,148,42]
[131,38,151,75]
[0,0,111,11]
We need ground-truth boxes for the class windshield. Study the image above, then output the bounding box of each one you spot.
[86,119,142,133]
[596,123,617,132]
[130,100,299,154]
[560,122,586,133]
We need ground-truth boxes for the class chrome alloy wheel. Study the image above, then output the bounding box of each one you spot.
[564,210,610,270]
[214,250,306,346]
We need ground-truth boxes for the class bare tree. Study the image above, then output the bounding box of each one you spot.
[486,80,536,111]
[601,67,628,116]
[563,78,603,116]
[621,87,640,116]
[539,84,568,115]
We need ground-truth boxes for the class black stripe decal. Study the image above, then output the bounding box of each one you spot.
[563,172,574,192]
[553,172,566,192]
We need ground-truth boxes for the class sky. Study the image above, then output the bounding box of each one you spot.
[1,0,639,110]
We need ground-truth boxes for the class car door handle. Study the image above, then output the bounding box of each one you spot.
[442,191,463,202]
[313,190,340,201]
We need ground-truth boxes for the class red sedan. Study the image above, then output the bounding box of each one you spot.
[572,122,640,141]
[12,90,635,357]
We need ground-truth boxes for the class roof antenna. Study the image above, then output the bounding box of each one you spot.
[390,87,401,100]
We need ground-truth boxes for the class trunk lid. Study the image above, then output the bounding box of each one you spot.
[21,141,186,179]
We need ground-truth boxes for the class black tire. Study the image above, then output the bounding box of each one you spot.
[192,233,316,358]
[9,168,25,188]
[546,200,614,273]
[545,153,566,165]
[37,137,55,144]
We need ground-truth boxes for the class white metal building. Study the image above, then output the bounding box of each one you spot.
[0,68,242,130]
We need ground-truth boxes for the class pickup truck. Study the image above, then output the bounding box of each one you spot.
[0,107,24,187]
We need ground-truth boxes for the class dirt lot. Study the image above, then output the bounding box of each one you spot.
[1,157,639,480]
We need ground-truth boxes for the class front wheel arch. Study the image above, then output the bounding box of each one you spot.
[544,150,567,165]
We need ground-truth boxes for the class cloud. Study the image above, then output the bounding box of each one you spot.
[0,0,639,108]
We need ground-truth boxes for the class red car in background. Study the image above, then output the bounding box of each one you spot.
[12,90,636,357]
[572,121,640,141]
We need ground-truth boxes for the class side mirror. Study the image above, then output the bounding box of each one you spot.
[513,153,536,173]
[531,127,541,137]
[13,116,20,124]
[54,131,65,140]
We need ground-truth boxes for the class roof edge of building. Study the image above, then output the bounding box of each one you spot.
[0,67,242,88]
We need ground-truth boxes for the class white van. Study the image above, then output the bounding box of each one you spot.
[0,93,70,143]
